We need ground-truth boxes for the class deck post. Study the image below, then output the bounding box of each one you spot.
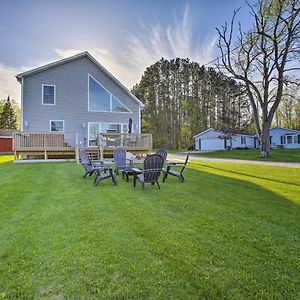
[75,145,79,163]
[44,150,47,160]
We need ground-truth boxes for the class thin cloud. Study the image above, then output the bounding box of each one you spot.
[55,4,218,88]
[0,3,218,103]
[0,63,22,102]
[122,3,218,85]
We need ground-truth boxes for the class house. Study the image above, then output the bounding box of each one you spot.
[193,128,256,151]
[269,127,300,149]
[194,126,300,151]
[16,51,144,148]
[0,130,14,153]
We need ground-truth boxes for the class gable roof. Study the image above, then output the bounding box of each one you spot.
[193,128,217,138]
[270,126,300,134]
[193,128,255,139]
[16,51,144,108]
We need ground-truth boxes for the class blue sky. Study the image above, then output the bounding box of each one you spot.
[0,0,253,103]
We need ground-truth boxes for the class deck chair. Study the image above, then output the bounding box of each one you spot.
[79,149,104,178]
[155,149,167,163]
[162,154,189,183]
[79,149,117,186]
[113,148,133,175]
[133,154,164,191]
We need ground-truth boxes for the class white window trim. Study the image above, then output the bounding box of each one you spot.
[87,74,133,113]
[88,122,99,147]
[87,121,129,147]
[50,120,65,132]
[42,84,56,105]
[287,135,293,144]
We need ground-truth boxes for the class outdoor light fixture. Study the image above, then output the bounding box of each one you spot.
[82,122,86,129]
[24,120,29,128]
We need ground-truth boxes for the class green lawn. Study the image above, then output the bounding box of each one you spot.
[193,148,300,162]
[0,160,299,299]
[0,155,13,163]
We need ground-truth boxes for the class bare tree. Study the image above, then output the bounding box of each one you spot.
[216,0,300,157]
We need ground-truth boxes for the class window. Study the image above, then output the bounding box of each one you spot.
[88,122,128,146]
[287,135,293,144]
[88,75,131,113]
[294,136,298,143]
[280,136,286,144]
[42,85,55,105]
[88,122,99,146]
[298,135,300,144]
[50,120,64,132]
[241,137,246,145]
[89,76,110,111]
[112,96,129,112]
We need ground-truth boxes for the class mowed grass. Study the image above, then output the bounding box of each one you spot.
[193,148,300,162]
[0,160,299,299]
[0,155,13,163]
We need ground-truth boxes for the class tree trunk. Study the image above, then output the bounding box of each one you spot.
[260,124,271,157]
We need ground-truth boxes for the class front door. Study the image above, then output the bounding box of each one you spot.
[198,139,201,150]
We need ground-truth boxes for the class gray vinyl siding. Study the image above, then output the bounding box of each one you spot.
[22,57,141,146]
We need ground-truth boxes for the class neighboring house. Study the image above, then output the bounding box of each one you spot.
[193,128,255,151]
[16,51,144,147]
[269,127,300,149]
[194,126,300,151]
[0,129,14,153]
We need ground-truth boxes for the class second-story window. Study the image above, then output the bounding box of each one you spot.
[42,85,56,105]
[88,75,131,112]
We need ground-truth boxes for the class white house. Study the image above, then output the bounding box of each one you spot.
[193,128,256,151]
[270,127,300,149]
[193,127,300,151]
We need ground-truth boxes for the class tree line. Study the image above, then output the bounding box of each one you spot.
[132,58,252,149]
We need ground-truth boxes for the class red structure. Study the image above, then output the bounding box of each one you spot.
[0,130,14,153]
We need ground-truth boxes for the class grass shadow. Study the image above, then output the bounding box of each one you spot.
[191,161,300,187]
[0,162,299,299]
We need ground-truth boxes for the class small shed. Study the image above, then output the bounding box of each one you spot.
[0,130,15,153]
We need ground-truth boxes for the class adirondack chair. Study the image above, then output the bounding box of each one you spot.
[133,154,164,191]
[155,149,167,163]
[79,149,117,186]
[79,149,104,178]
[162,154,189,182]
[113,148,133,174]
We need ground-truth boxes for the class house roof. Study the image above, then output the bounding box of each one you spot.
[193,128,217,138]
[16,51,144,108]
[193,128,255,139]
[270,126,300,134]
[0,129,17,137]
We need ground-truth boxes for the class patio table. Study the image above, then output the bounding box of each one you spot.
[121,166,143,182]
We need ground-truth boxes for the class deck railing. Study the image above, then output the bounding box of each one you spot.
[13,132,77,151]
[98,133,152,151]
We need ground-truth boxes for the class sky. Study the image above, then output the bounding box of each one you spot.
[0,0,253,104]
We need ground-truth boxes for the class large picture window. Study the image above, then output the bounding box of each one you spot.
[50,120,64,132]
[88,75,131,113]
[42,85,55,105]
[88,122,128,146]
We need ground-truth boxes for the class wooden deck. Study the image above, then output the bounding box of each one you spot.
[13,132,77,160]
[13,132,152,161]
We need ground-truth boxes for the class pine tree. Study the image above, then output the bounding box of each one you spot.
[133,58,251,149]
[0,96,17,129]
